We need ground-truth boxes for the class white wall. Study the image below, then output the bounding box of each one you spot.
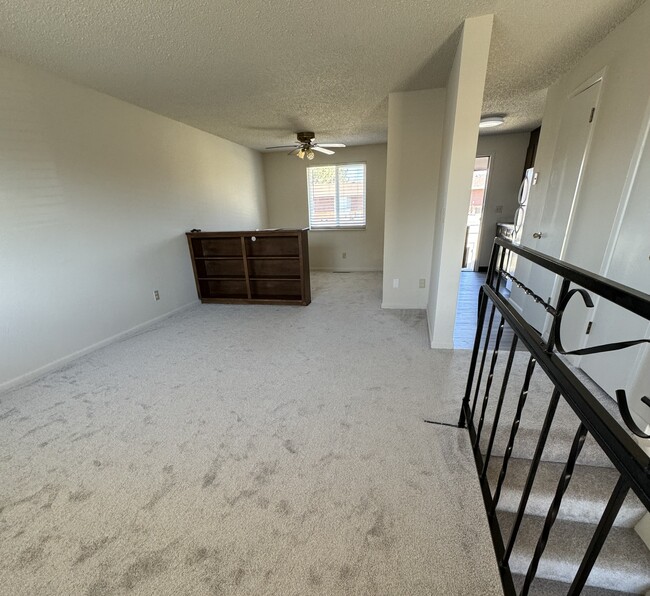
[263,144,386,271]
[427,14,493,348]
[520,0,650,270]
[513,0,650,335]
[0,56,267,390]
[511,3,650,545]
[382,89,446,309]
[476,132,529,268]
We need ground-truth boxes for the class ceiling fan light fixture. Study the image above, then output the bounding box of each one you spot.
[266,132,345,158]
[479,116,505,129]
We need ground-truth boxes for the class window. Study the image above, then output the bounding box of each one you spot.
[306,163,366,229]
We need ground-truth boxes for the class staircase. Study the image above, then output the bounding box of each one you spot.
[474,360,650,595]
[459,238,650,595]
[486,456,649,593]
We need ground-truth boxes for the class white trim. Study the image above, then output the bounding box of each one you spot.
[382,302,426,310]
[571,89,650,363]
[427,304,475,349]
[0,300,199,395]
[628,338,650,423]
[307,162,367,229]
[540,71,606,338]
[309,227,367,232]
[634,513,650,550]
[599,93,650,278]
[312,267,382,273]
[556,72,605,262]
[431,339,454,349]
[569,67,607,99]
[425,307,454,348]
[472,154,493,271]
[527,69,605,260]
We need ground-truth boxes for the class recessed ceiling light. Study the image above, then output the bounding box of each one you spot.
[479,116,505,129]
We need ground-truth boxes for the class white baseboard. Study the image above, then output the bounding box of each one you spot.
[426,308,454,349]
[430,339,455,349]
[0,300,199,395]
[381,303,426,310]
[311,267,382,272]
[635,513,650,551]
[427,308,434,347]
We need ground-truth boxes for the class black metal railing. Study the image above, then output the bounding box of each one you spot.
[459,238,650,596]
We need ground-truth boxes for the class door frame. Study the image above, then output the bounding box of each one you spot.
[554,68,607,261]
[598,88,650,279]
[467,154,492,272]
[575,91,650,375]
[539,68,607,339]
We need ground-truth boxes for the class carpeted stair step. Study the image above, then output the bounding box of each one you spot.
[479,418,614,468]
[511,573,638,595]
[498,511,650,593]
[472,351,635,469]
[486,456,646,528]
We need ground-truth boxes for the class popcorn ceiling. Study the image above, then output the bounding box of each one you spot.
[0,0,643,148]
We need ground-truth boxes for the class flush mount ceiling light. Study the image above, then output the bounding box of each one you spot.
[479,116,506,129]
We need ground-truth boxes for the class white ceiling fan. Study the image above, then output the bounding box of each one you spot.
[266,131,345,159]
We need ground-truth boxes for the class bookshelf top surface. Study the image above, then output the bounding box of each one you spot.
[187,229,307,238]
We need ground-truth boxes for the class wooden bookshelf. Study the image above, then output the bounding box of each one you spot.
[186,229,310,305]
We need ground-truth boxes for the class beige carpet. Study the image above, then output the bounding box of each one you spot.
[0,272,502,595]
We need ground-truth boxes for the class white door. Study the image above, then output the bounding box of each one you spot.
[521,79,602,333]
[579,110,650,427]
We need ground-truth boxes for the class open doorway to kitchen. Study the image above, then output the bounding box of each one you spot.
[454,156,491,348]
[461,156,490,271]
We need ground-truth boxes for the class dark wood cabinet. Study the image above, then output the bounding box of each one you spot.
[186,229,311,305]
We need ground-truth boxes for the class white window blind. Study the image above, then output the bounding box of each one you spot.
[306,163,366,229]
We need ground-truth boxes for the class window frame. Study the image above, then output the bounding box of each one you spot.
[306,162,367,231]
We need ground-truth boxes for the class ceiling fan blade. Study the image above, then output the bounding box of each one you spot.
[316,143,346,148]
[312,146,335,155]
[267,143,299,149]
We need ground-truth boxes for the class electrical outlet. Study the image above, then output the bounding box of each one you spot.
[342,252,347,259]
[393,278,399,289]
[419,278,426,288]
[153,290,160,301]
[495,205,503,214]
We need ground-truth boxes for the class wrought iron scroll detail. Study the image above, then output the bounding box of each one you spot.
[498,268,650,440]
[461,238,650,596]
[552,288,650,439]
[616,391,650,439]
[553,288,650,356]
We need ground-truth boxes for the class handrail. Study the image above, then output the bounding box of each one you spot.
[484,284,649,508]
[493,238,650,319]
[459,238,650,596]
[492,240,650,427]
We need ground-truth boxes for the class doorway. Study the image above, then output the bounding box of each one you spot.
[519,76,603,334]
[578,100,650,427]
[462,156,490,271]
